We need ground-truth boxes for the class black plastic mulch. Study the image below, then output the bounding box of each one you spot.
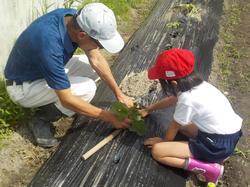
[29,0,223,186]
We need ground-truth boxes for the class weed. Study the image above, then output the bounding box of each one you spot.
[234,147,250,159]
[0,128,12,149]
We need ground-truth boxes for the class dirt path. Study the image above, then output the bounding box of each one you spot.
[210,0,250,186]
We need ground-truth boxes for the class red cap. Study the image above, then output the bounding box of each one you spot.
[148,48,195,80]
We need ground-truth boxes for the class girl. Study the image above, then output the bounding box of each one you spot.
[141,48,242,184]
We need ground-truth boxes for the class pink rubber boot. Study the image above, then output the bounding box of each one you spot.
[185,158,224,184]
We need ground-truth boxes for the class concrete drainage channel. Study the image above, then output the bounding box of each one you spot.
[29,0,223,186]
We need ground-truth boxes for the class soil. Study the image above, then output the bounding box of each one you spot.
[0,0,249,187]
[119,70,162,106]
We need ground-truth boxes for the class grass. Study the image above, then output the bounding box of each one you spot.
[64,0,82,8]
[76,0,147,21]
[0,79,27,147]
[64,0,148,19]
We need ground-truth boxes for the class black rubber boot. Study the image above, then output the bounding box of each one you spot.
[28,104,63,148]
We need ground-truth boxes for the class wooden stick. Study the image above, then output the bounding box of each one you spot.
[82,129,122,160]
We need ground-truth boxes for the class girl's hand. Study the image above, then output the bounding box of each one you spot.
[139,108,149,117]
[144,137,164,147]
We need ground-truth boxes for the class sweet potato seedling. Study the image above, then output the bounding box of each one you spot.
[111,101,146,136]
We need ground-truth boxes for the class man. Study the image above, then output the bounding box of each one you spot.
[4,3,133,147]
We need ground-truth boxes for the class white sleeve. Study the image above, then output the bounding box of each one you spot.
[173,103,196,126]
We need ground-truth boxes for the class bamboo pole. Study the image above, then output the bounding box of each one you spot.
[82,129,122,160]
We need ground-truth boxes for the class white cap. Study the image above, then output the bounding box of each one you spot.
[76,3,124,53]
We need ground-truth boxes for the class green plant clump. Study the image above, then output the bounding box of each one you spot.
[111,101,146,136]
[174,3,201,21]
[0,80,26,141]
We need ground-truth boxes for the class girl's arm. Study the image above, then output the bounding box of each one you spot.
[165,120,181,141]
[140,96,177,117]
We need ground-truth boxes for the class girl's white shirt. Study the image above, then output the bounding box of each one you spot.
[174,81,242,134]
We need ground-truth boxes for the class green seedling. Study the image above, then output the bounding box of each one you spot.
[166,21,181,29]
[111,101,146,136]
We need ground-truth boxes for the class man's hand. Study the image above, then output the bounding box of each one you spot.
[111,117,131,129]
[144,137,164,148]
[117,93,134,108]
[117,94,134,107]
[105,111,132,129]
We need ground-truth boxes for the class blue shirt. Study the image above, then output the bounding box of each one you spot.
[4,8,78,90]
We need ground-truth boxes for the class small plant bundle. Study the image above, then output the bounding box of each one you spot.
[111,101,146,136]
[174,3,201,21]
[166,21,181,29]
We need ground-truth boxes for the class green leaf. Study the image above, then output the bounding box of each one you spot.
[111,101,147,136]
[129,119,146,136]
[111,101,129,121]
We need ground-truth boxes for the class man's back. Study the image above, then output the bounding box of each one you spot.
[4,8,77,89]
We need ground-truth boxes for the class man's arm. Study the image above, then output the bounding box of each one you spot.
[85,48,134,107]
[55,89,130,129]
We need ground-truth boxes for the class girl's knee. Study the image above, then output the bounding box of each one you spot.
[151,143,163,160]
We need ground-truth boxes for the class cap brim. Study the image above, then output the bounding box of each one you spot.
[148,67,160,80]
[98,30,124,54]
